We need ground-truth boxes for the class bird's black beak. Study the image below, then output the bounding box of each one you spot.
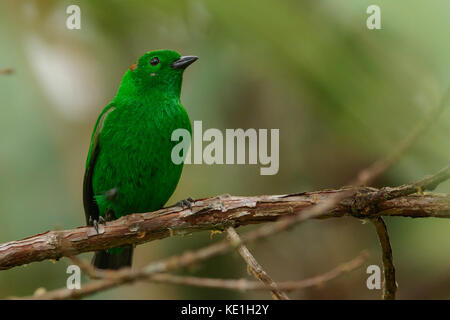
[172,56,198,69]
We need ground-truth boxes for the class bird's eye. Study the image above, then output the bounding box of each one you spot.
[150,57,160,66]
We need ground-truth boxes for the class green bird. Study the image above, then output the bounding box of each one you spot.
[83,50,197,269]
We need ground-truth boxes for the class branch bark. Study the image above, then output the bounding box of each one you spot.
[27,252,367,299]
[0,166,449,271]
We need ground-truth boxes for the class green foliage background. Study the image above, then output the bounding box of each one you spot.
[0,0,449,299]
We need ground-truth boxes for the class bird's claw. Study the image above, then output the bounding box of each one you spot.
[89,216,106,234]
[175,197,195,210]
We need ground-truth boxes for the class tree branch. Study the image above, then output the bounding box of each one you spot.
[371,217,396,299]
[22,244,367,300]
[226,227,290,300]
[30,252,366,299]
[0,165,449,271]
[143,251,365,291]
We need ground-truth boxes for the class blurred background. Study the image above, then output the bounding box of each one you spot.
[0,0,449,299]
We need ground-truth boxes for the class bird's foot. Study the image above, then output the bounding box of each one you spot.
[174,197,195,210]
[104,210,116,221]
[89,216,106,234]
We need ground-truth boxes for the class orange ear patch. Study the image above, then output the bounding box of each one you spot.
[130,63,138,71]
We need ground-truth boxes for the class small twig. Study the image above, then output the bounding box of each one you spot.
[145,251,368,292]
[25,252,367,299]
[69,256,103,279]
[371,217,396,300]
[226,227,289,300]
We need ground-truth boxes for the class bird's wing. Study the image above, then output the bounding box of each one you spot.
[83,103,116,225]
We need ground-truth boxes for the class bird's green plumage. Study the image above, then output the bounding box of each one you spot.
[83,50,195,268]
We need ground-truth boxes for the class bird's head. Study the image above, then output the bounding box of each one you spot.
[124,49,197,98]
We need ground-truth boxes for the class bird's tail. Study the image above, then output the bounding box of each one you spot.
[92,245,134,270]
